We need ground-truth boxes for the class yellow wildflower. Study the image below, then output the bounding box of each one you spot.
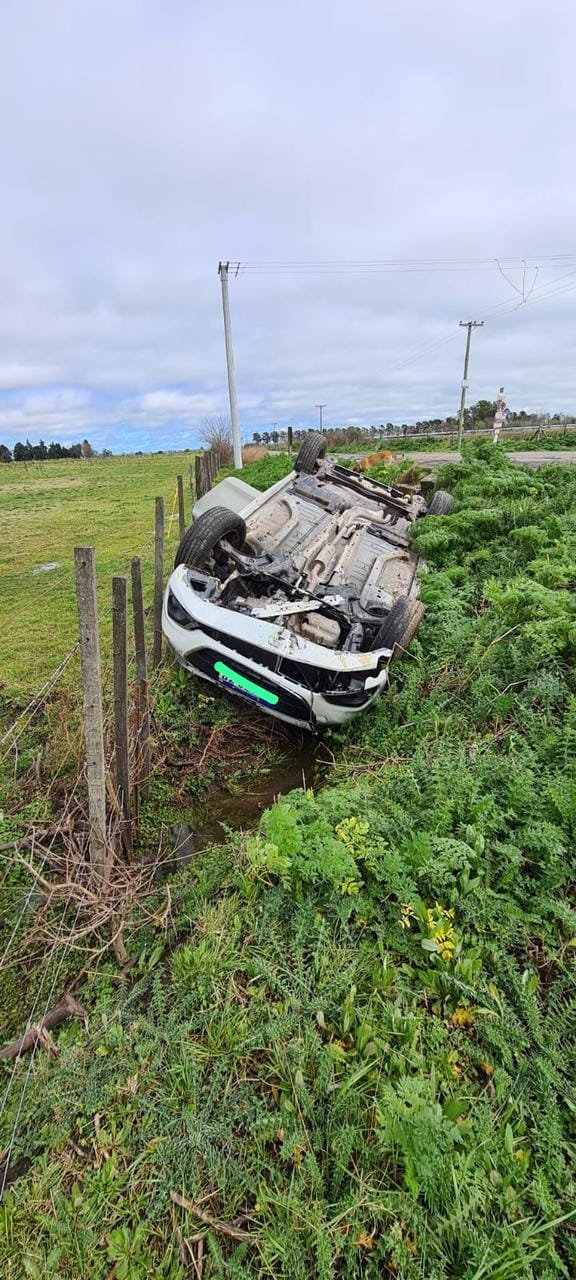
[451,1006,476,1027]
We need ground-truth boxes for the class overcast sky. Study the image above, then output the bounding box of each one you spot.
[1,0,576,452]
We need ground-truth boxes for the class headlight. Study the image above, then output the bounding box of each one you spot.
[167,589,194,627]
[322,684,373,707]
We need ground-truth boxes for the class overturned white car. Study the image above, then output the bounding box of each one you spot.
[163,433,453,729]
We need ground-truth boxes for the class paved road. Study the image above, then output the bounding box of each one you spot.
[334,450,576,470]
[400,450,576,469]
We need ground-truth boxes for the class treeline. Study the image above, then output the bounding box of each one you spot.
[251,402,576,448]
[0,439,112,463]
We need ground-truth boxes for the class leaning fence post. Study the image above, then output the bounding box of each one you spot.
[131,556,151,795]
[112,575,132,856]
[74,546,107,885]
[177,474,186,539]
[153,496,164,668]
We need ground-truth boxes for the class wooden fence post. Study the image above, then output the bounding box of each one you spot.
[153,496,164,668]
[287,426,293,454]
[177,474,186,539]
[74,546,107,885]
[195,454,205,499]
[112,575,132,856]
[131,556,151,795]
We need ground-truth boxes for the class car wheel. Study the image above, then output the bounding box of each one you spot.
[371,595,425,656]
[294,432,327,474]
[174,507,247,570]
[427,489,454,515]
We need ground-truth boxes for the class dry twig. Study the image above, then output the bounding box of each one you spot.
[171,1190,255,1242]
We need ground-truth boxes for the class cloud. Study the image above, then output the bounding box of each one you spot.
[138,391,222,416]
[1,0,576,451]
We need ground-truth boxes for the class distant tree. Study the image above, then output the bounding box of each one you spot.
[68,443,82,459]
[252,431,262,444]
[469,399,496,423]
[48,442,64,458]
[199,415,233,464]
[0,444,12,463]
[81,438,94,458]
[32,440,48,460]
[13,440,35,460]
[270,430,279,444]
[101,447,113,457]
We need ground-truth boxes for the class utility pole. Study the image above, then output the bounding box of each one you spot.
[218,261,243,469]
[457,321,484,451]
[316,403,326,433]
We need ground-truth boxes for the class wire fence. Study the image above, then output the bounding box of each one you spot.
[0,484,184,762]
[0,476,193,1185]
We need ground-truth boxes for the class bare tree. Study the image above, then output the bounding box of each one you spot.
[199,415,233,464]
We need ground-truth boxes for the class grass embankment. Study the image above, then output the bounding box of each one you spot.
[2,444,576,1278]
[218,452,294,490]
[0,452,195,695]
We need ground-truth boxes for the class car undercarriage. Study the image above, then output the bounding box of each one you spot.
[163,435,453,727]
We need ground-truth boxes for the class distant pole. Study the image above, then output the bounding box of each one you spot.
[112,575,132,855]
[316,403,326,433]
[153,496,164,668]
[74,546,107,885]
[218,261,243,469]
[177,474,186,539]
[287,425,293,455]
[457,321,484,451]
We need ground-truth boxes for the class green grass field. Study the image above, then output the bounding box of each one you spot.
[0,453,195,695]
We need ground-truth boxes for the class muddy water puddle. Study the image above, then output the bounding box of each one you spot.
[193,733,328,851]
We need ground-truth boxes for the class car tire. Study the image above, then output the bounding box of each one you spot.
[427,489,454,515]
[371,595,425,656]
[174,507,247,570]
[294,432,327,474]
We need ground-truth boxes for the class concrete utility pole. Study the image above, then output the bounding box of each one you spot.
[316,403,326,433]
[493,386,507,444]
[457,321,484,451]
[218,261,243,468]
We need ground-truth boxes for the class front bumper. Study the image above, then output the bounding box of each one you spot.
[162,569,390,729]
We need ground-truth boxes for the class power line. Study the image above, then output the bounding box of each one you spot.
[231,254,576,276]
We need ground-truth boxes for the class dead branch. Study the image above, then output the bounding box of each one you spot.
[0,993,87,1061]
[170,1190,255,1242]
